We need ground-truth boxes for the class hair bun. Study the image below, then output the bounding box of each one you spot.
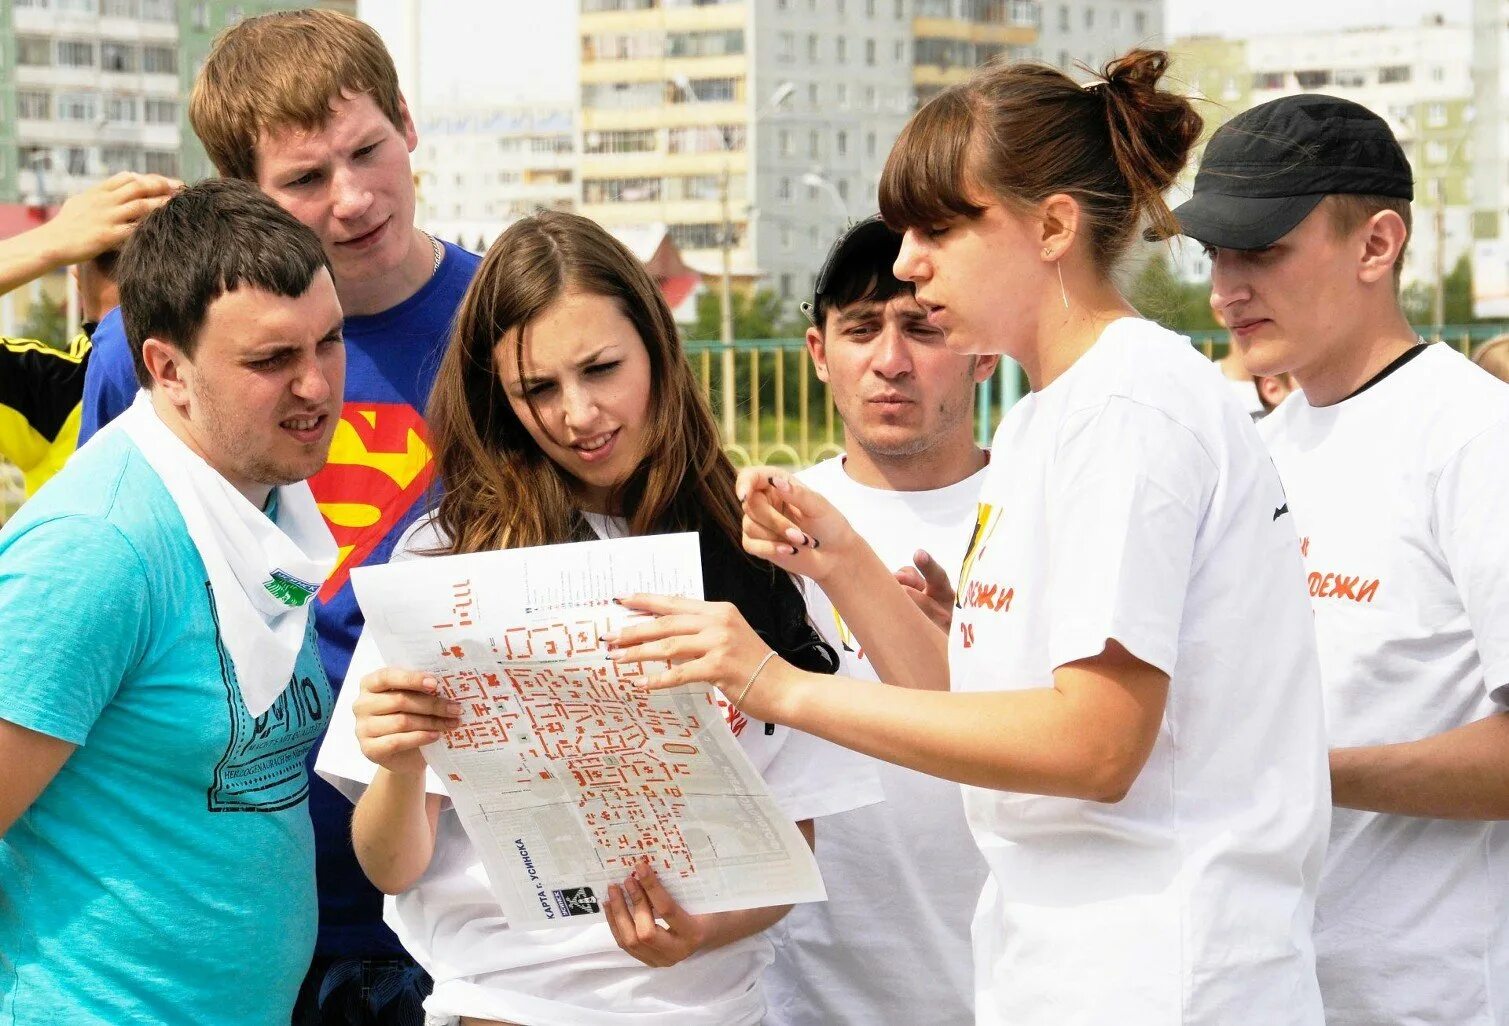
[1093,48,1203,236]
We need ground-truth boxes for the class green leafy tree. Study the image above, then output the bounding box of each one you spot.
[17,293,67,346]
[1127,254,1221,332]
[684,288,807,341]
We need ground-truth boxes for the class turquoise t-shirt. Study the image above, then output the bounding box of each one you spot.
[0,430,331,1026]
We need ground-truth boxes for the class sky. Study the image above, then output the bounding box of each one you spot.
[357,0,1473,111]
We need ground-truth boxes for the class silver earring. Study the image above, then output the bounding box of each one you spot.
[1057,262,1069,311]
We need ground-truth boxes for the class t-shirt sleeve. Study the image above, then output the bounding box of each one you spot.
[1434,414,1509,705]
[78,309,138,444]
[1045,396,1216,677]
[0,514,150,744]
[758,726,884,823]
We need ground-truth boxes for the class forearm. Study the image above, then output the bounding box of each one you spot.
[351,768,439,893]
[0,230,66,298]
[774,667,1145,800]
[1330,711,1509,819]
[817,540,949,690]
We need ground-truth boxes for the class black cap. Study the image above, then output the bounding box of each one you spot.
[801,215,901,325]
[1163,94,1413,250]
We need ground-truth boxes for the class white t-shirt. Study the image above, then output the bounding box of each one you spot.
[951,317,1330,1026]
[1259,342,1509,1026]
[315,514,882,1026]
[763,455,990,1026]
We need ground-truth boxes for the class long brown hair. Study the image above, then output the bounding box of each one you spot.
[879,49,1202,271]
[426,211,742,555]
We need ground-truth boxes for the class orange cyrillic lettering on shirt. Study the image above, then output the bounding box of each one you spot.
[960,622,975,649]
[1299,536,1310,558]
[961,579,1016,614]
[1306,568,1380,604]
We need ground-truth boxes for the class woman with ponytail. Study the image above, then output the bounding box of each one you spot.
[613,50,1330,1024]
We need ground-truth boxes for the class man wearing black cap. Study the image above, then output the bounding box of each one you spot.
[762,216,994,1026]
[1168,93,1509,1025]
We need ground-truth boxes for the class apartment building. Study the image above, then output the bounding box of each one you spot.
[0,0,356,203]
[1037,0,1162,76]
[413,104,576,251]
[1169,16,1472,288]
[576,0,1038,306]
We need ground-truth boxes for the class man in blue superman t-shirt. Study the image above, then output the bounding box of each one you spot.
[80,11,479,1023]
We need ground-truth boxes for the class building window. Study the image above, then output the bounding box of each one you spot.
[103,0,140,14]
[864,85,877,108]
[807,33,818,62]
[668,76,741,104]
[101,42,138,72]
[780,272,794,298]
[1426,141,1448,165]
[778,32,794,62]
[1057,3,1069,29]
[1431,66,1445,82]
[144,151,179,177]
[1294,70,1331,89]
[101,145,141,171]
[1083,5,1093,28]
[583,177,661,203]
[779,177,792,200]
[780,224,792,250]
[866,38,876,65]
[1252,71,1285,90]
[1134,10,1146,32]
[666,29,744,58]
[1378,65,1411,84]
[142,45,178,73]
[667,124,745,153]
[56,0,100,13]
[1427,102,1448,127]
[837,82,849,107]
[1111,8,1119,29]
[837,130,848,156]
[668,222,739,251]
[867,0,876,14]
[780,129,795,157]
[17,91,51,120]
[808,82,819,107]
[584,81,668,110]
[1335,68,1366,87]
[58,92,98,121]
[140,0,176,19]
[867,131,876,158]
[837,179,849,200]
[105,95,139,123]
[837,37,846,63]
[584,129,658,154]
[17,37,52,66]
[57,40,96,67]
[192,1,208,30]
[66,147,91,177]
[896,0,905,15]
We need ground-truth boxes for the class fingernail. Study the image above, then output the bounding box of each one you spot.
[446,703,463,716]
[602,631,618,642]
[784,527,805,544]
[783,545,798,556]
[423,676,438,691]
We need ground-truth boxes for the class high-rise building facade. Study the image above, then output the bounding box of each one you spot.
[1170,16,1472,289]
[576,0,1038,306]
[413,104,576,251]
[0,0,356,202]
[1037,0,1162,78]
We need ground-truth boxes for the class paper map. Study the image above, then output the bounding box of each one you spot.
[350,533,826,929]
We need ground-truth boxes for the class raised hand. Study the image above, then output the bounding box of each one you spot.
[736,465,859,585]
[894,548,955,634]
[37,171,181,266]
[351,667,463,777]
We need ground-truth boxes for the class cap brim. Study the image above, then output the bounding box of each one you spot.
[1151,192,1327,250]
[812,216,899,308]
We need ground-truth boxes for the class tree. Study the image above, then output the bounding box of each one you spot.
[683,288,808,341]
[1126,254,1221,332]
[17,292,67,346]
[1402,255,1476,327]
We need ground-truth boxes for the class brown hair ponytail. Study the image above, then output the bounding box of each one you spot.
[880,47,1202,272]
[1093,49,1205,243]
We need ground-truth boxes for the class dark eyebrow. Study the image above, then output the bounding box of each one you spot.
[835,303,884,327]
[516,346,615,390]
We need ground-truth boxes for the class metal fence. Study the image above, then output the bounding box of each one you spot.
[688,324,1504,467]
[0,325,1502,526]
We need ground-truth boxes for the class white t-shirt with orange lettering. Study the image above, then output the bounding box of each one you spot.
[1259,342,1509,1026]
[764,455,990,1026]
[951,317,1330,1026]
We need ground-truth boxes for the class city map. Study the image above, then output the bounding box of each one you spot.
[351,533,826,929]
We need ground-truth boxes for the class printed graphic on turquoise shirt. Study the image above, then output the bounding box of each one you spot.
[205,584,332,813]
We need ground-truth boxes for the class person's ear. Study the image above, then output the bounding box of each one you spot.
[972,353,1001,383]
[397,94,419,153]
[141,337,192,408]
[1038,193,1081,262]
[1357,209,1408,286]
[805,324,831,384]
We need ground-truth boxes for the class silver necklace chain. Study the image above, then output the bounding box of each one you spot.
[425,231,443,273]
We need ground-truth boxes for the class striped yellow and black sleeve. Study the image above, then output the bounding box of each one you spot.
[0,333,91,497]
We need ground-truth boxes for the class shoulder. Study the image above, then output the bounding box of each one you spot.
[84,308,132,371]
[391,510,451,562]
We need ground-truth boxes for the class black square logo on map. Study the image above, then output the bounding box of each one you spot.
[553,886,601,917]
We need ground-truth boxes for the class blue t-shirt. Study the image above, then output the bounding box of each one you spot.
[79,242,481,957]
[0,430,330,1025]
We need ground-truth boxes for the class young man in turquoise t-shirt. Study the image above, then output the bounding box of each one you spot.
[0,180,346,1024]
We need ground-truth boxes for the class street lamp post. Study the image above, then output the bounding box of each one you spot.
[801,169,849,222]
[676,77,793,442]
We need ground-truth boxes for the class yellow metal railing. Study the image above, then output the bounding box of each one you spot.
[687,338,845,468]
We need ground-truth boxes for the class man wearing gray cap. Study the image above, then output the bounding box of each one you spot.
[1165,93,1509,1025]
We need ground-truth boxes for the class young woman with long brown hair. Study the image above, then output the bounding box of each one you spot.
[315,211,873,1026]
[613,50,1332,1025]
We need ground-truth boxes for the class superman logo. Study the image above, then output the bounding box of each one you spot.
[308,402,436,601]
